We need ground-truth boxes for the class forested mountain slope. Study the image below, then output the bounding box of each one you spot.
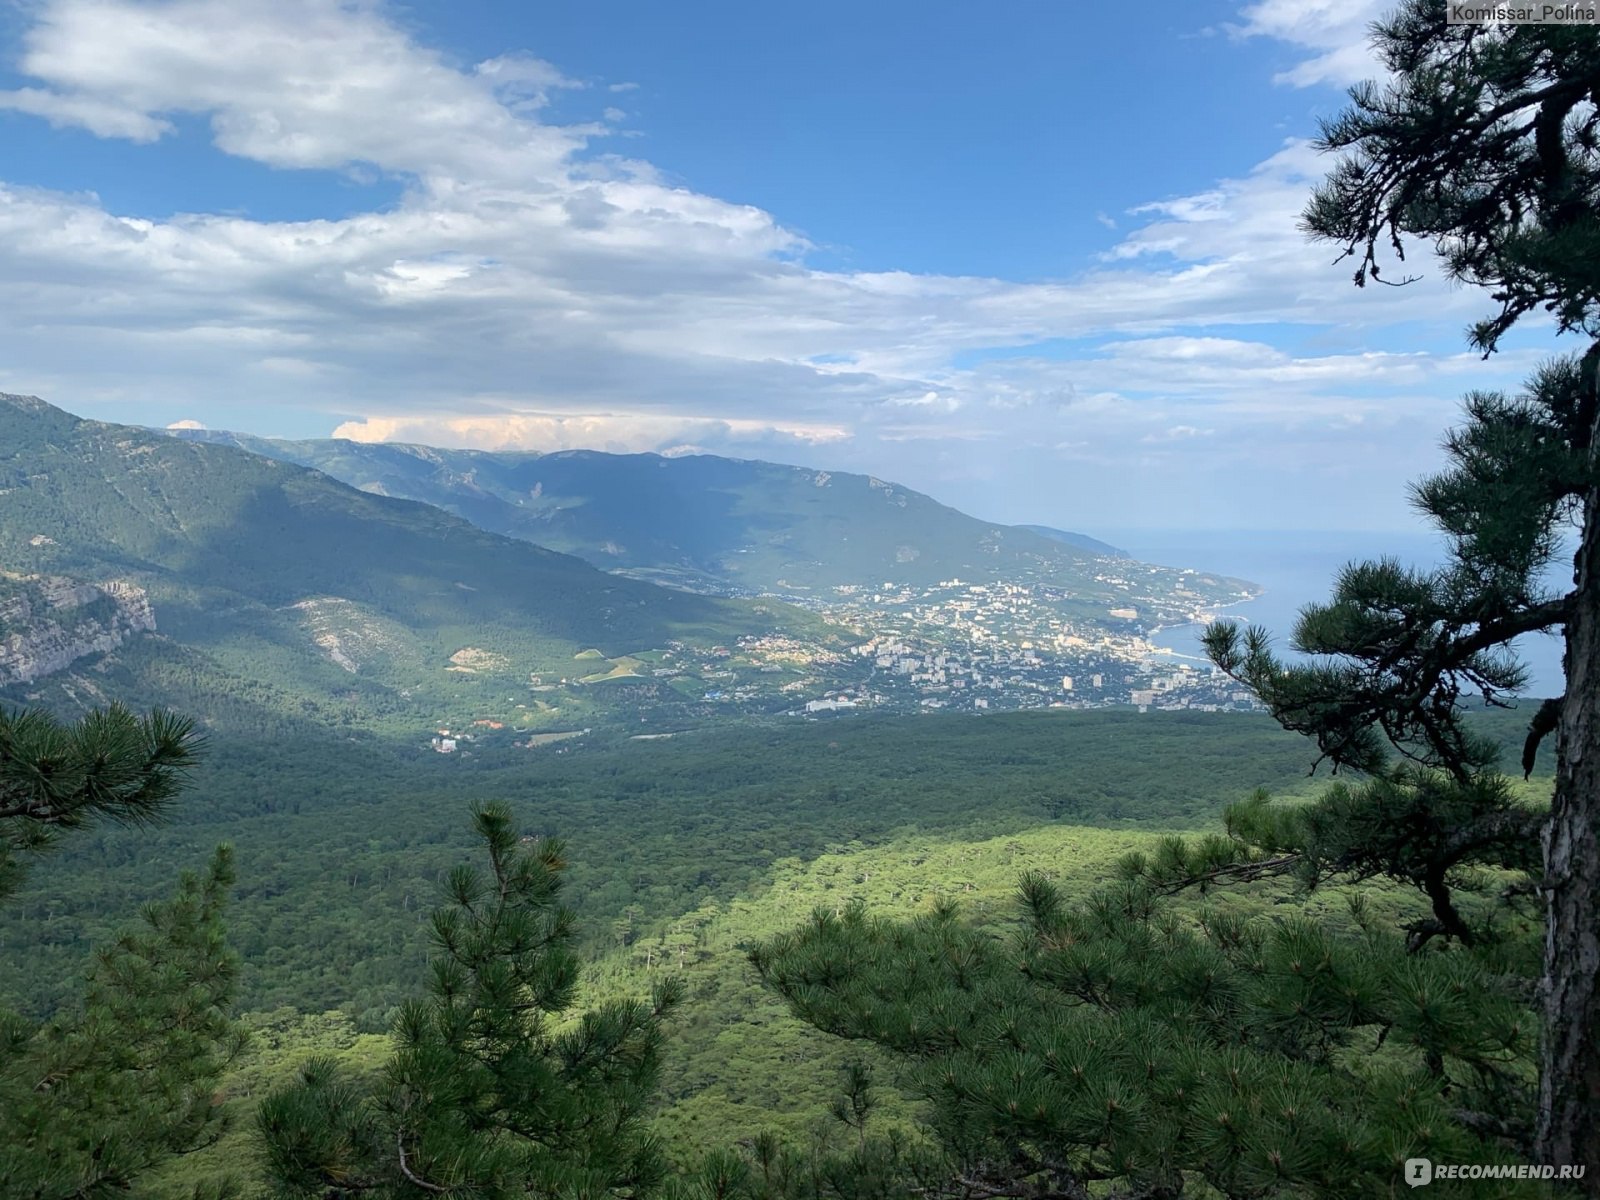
[0,394,835,732]
[1014,523,1128,558]
[166,428,1234,605]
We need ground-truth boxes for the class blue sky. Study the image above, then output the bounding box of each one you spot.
[397,0,1304,278]
[0,0,1566,531]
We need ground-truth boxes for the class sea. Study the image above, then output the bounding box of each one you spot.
[1099,528,1568,702]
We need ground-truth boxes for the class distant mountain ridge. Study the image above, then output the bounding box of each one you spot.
[163,430,1229,615]
[1013,525,1128,559]
[0,394,828,731]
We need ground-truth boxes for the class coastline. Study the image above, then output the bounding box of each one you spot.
[1143,589,1265,660]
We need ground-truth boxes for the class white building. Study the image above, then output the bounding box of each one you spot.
[805,698,858,713]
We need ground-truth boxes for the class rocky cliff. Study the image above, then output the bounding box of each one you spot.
[0,573,156,686]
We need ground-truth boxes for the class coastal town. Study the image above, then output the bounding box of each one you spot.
[789,573,1266,717]
[421,569,1267,753]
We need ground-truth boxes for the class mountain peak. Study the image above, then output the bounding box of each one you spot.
[0,392,83,439]
[1,392,60,413]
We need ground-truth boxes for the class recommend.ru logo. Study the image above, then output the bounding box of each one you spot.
[1404,1159,1588,1187]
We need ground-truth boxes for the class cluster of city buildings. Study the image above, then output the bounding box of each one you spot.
[418,571,1264,749]
[792,577,1264,717]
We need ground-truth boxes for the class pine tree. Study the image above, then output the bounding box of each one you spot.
[0,848,246,1199]
[1216,0,1599,1169]
[258,801,683,1199]
[753,879,1534,1198]
[1,702,202,903]
[668,1063,950,1200]
[0,703,245,1199]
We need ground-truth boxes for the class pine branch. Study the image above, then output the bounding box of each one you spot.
[1445,593,1575,660]
[1141,853,1304,896]
[1439,807,1546,864]
[1522,697,1561,778]
[395,1130,450,1194]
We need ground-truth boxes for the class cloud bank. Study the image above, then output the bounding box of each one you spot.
[0,0,1534,528]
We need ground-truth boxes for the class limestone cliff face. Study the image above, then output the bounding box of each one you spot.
[0,574,156,686]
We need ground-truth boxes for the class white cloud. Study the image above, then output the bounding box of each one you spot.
[0,85,173,140]
[474,53,581,101]
[165,417,205,429]
[1234,0,1389,88]
[2,0,588,177]
[331,411,850,453]
[1142,424,1215,443]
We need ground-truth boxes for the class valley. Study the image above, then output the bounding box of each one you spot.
[0,393,1562,1197]
[2,394,1264,744]
[163,418,1263,727]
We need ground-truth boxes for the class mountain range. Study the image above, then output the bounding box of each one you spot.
[2,393,1253,736]
[165,430,1146,597]
[0,393,832,734]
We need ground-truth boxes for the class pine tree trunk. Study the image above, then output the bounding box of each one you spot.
[1537,375,1600,1183]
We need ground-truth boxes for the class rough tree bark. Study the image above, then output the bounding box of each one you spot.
[1539,357,1600,1181]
